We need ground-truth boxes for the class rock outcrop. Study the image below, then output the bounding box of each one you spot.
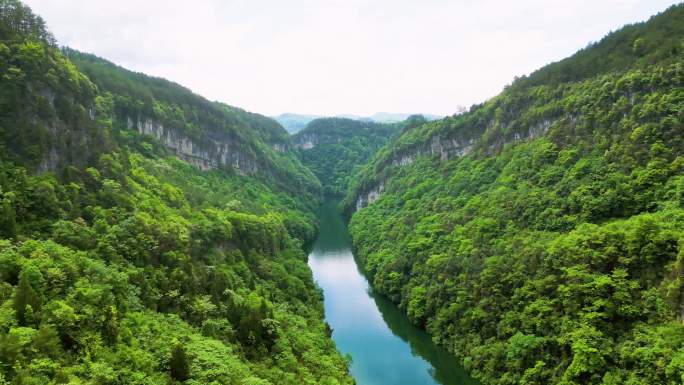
[127,117,260,174]
[352,117,560,212]
[291,133,343,150]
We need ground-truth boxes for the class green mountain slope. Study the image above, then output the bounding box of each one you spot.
[0,1,351,384]
[64,49,321,203]
[293,116,423,195]
[346,4,684,385]
[274,112,441,135]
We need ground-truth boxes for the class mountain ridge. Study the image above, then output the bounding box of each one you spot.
[345,3,684,385]
[2,1,684,384]
[0,2,352,384]
[273,112,442,134]
[344,3,684,214]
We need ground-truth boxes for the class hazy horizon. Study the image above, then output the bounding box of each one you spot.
[25,0,679,117]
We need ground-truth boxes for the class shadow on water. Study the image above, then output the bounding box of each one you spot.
[308,199,478,385]
[303,197,350,254]
[368,290,477,385]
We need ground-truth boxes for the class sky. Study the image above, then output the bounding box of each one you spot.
[24,0,680,117]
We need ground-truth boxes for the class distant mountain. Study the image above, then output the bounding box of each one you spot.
[291,117,414,195]
[274,112,442,134]
[272,113,322,134]
[369,112,442,123]
[334,114,374,122]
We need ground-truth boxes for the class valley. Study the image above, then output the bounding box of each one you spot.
[1,1,684,385]
[308,200,477,385]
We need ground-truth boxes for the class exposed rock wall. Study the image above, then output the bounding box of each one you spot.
[352,118,558,211]
[126,117,259,174]
[272,143,288,153]
[291,133,343,150]
[36,108,267,175]
[34,86,101,173]
[387,135,476,169]
[355,181,385,212]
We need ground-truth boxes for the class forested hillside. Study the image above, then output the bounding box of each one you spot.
[4,0,684,384]
[0,1,352,384]
[347,4,684,385]
[63,49,320,200]
[293,116,423,195]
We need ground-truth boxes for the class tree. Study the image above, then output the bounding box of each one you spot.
[170,344,190,382]
[33,324,61,357]
[0,194,16,239]
[13,271,41,326]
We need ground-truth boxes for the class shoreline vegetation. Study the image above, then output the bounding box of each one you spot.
[1,1,684,385]
[346,4,684,385]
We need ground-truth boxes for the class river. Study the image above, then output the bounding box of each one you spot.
[308,200,478,385]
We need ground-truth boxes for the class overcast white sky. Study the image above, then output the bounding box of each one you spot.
[24,0,679,117]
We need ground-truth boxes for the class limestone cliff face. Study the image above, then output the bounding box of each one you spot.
[351,116,560,212]
[126,117,260,175]
[355,181,385,211]
[272,143,288,153]
[291,133,343,150]
[34,104,281,177]
[387,135,477,169]
[33,87,104,173]
[21,48,295,180]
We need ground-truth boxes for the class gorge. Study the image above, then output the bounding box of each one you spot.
[308,200,478,385]
[1,1,684,385]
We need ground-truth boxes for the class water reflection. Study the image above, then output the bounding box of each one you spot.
[369,290,475,385]
[308,200,478,385]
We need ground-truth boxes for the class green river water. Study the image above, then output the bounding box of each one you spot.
[308,200,478,385]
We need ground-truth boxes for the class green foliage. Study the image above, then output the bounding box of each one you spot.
[0,4,105,170]
[63,49,322,203]
[511,4,684,89]
[348,5,684,385]
[0,2,351,384]
[0,0,55,45]
[13,271,41,326]
[344,3,684,212]
[294,117,406,195]
[170,343,191,382]
[0,132,350,385]
[63,49,284,145]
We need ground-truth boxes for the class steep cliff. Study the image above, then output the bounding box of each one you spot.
[0,27,113,172]
[64,49,319,198]
[347,4,684,385]
[347,111,560,211]
[345,4,684,214]
[0,3,352,384]
[293,117,408,195]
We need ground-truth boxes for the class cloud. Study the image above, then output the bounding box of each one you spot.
[24,0,679,116]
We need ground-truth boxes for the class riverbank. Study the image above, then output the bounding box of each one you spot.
[308,200,477,385]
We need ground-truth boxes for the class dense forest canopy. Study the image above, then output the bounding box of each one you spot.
[510,4,684,90]
[64,49,290,146]
[63,49,320,200]
[0,1,352,384]
[347,3,684,385]
[294,116,425,196]
[2,0,684,384]
[343,3,684,209]
[0,0,54,45]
